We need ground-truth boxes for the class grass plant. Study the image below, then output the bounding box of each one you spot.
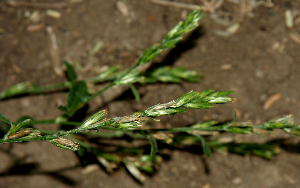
[0,7,299,182]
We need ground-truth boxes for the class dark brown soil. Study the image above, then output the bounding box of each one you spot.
[1,0,300,187]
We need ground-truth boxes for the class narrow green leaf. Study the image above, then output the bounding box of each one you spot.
[198,89,214,99]
[149,135,158,157]
[137,43,160,66]
[64,61,77,82]
[59,81,90,116]
[129,84,140,103]
[0,113,13,126]
[183,102,213,109]
[263,115,294,129]
[171,66,202,82]
[146,108,186,117]
[0,113,14,139]
[176,91,199,107]
[9,119,31,135]
[67,81,89,116]
[119,122,140,128]
[15,116,33,125]
[197,135,211,157]
[157,75,181,83]
[191,121,218,128]
[115,70,141,85]
[57,105,68,114]
[97,65,119,79]
[226,127,252,134]
[161,36,182,48]
[80,110,107,128]
[0,82,33,99]
[211,91,234,97]
[89,41,104,56]
[234,110,237,121]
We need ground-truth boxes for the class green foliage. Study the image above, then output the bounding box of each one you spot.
[0,82,35,99]
[64,61,77,81]
[80,110,107,128]
[129,84,141,103]
[160,7,205,49]
[58,81,90,116]
[114,7,205,87]
[149,135,158,157]
[0,113,13,126]
[8,119,32,136]
[142,66,202,83]
[197,135,211,157]
[208,141,280,159]
[0,113,33,140]
[89,41,104,56]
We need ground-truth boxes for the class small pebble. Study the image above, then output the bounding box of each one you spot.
[46,10,62,19]
[29,10,41,23]
[255,69,264,78]
[27,23,45,32]
[202,183,211,188]
[116,1,129,16]
[232,177,242,185]
[285,9,293,29]
[82,164,99,174]
[263,93,281,110]
[221,64,232,70]
[226,23,240,34]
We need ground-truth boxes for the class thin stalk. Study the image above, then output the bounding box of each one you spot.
[28,119,81,126]
[0,76,114,100]
[87,82,115,103]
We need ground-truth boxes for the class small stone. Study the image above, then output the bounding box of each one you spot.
[82,164,99,174]
[116,1,129,16]
[232,177,242,185]
[221,64,232,70]
[255,69,264,78]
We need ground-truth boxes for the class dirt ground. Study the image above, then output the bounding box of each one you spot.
[1,0,300,187]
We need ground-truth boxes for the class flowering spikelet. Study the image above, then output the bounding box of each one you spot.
[7,128,33,139]
[50,137,80,151]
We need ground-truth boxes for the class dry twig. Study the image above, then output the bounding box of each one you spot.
[152,0,224,13]
[151,0,198,10]
[6,0,69,9]
[46,26,63,76]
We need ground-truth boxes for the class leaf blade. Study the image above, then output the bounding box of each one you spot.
[197,135,211,157]
[149,134,158,157]
[0,113,13,126]
[129,84,140,103]
[64,61,77,82]
[59,81,90,116]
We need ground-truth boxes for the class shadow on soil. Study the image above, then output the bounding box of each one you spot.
[0,134,299,185]
[0,146,80,186]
